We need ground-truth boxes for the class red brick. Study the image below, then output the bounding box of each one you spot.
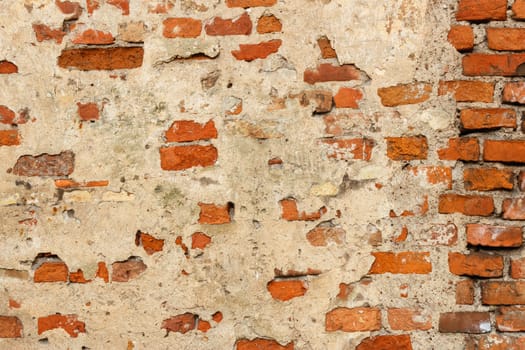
[463,54,525,76]
[107,0,129,15]
[73,29,114,45]
[356,335,413,350]
[478,335,525,350]
[438,138,479,161]
[267,279,307,301]
[333,87,363,108]
[160,145,218,171]
[86,0,99,14]
[460,109,516,131]
[496,306,525,332]
[0,60,18,74]
[386,136,428,160]
[236,338,294,350]
[135,231,164,255]
[438,194,494,216]
[197,319,211,332]
[387,308,431,331]
[58,47,144,70]
[257,14,282,34]
[55,0,82,19]
[520,171,525,191]
[456,280,475,305]
[54,179,108,188]
[13,151,74,177]
[481,281,525,305]
[439,312,491,333]
[448,252,503,278]
[325,307,381,332]
[502,197,525,220]
[322,138,374,161]
[205,12,252,36]
[317,36,337,58]
[447,26,474,51]
[162,313,196,334]
[111,257,147,282]
[198,202,232,224]
[304,63,362,84]
[163,18,202,38]
[96,261,109,282]
[467,224,522,248]
[165,120,217,142]
[407,166,452,189]
[0,106,27,125]
[488,28,525,51]
[464,167,514,191]
[32,23,66,44]
[378,83,432,107]
[34,261,68,282]
[306,225,345,246]
[485,140,525,163]
[191,232,211,249]
[0,130,20,146]
[369,251,432,274]
[0,316,22,338]
[511,258,525,279]
[232,40,281,61]
[69,269,90,283]
[503,82,525,104]
[514,0,525,19]
[439,81,493,103]
[456,0,507,21]
[226,0,277,8]
[77,102,100,121]
[38,314,86,338]
[279,198,326,221]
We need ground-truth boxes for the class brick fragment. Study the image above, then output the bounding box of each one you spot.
[438,138,479,161]
[438,194,494,216]
[407,166,452,189]
[481,281,525,305]
[55,0,82,19]
[34,261,69,282]
[280,198,326,221]
[13,151,75,177]
[514,0,525,19]
[369,251,432,274]
[111,257,147,282]
[456,280,475,305]
[163,18,202,38]
[325,307,381,332]
[456,0,507,21]
[107,0,129,15]
[165,120,217,143]
[334,87,363,108]
[503,82,525,104]
[232,39,281,61]
[322,138,374,161]
[448,252,503,278]
[198,202,233,224]
[447,26,474,51]
[484,140,525,163]
[0,130,20,146]
[236,338,294,350]
[511,258,525,279]
[38,314,86,338]
[267,280,307,301]
[205,12,252,36]
[191,232,211,249]
[496,306,525,332]
[77,102,100,121]
[0,316,22,338]
[306,225,345,246]
[0,60,18,74]
[257,14,282,33]
[69,269,90,283]
[356,335,413,350]
[378,83,431,107]
[160,145,218,171]
[467,224,522,248]
[464,167,514,191]
[488,27,525,51]
[387,308,431,331]
[0,106,28,124]
[162,313,196,334]
[73,29,114,45]
[439,312,491,333]
[502,197,525,220]
[463,54,525,76]
[478,335,525,350]
[33,24,66,44]
[58,47,144,70]
[438,81,493,102]
[135,231,164,255]
[317,36,337,58]
[460,109,516,131]
[226,0,277,8]
[304,64,362,84]
[96,262,109,282]
[386,136,428,160]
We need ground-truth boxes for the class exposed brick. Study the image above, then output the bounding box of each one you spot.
[118,21,145,43]
[58,47,144,70]
[356,335,413,350]
[369,251,432,274]
[460,109,516,131]
[496,306,525,332]
[0,60,18,74]
[488,28,525,51]
[160,145,218,171]
[333,87,363,108]
[13,151,74,177]
[386,136,428,160]
[32,23,66,44]
[306,225,345,246]
[456,0,507,21]
[304,63,362,84]
[439,312,491,333]
[205,12,252,36]
[520,171,525,191]
[427,222,458,246]
[317,36,337,58]
[165,120,217,143]
[280,198,326,221]
[135,231,164,255]
[478,335,525,350]
[325,307,381,332]
[267,279,307,301]
[463,54,525,76]
[464,167,514,191]
[77,102,100,121]
[438,194,494,216]
[54,179,108,188]
[0,316,22,338]
[377,83,432,107]
[55,0,82,19]
[96,261,109,282]
[514,0,525,19]
[38,314,86,338]
[511,258,525,279]
[198,202,232,224]
[502,197,525,220]
[162,313,196,334]
[163,18,202,38]
[107,0,129,15]
[0,106,28,125]
[456,280,475,305]
[322,138,374,161]
[191,232,211,249]
[484,140,525,163]
[232,40,282,61]
[226,0,277,8]
[466,224,522,248]
[387,308,431,331]
[481,281,525,305]
[86,0,100,14]
[257,14,282,34]
[447,26,474,51]
[69,269,90,283]
[293,90,333,113]
[438,138,480,161]
[34,261,69,282]
[197,319,211,332]
[448,252,503,278]
[111,257,147,282]
[236,338,294,350]
[438,81,493,103]
[0,130,21,146]
[407,166,452,189]
[73,29,115,45]
[503,82,525,104]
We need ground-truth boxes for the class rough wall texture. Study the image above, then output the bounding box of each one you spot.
[1,0,524,349]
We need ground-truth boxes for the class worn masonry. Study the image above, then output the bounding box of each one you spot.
[1,0,525,349]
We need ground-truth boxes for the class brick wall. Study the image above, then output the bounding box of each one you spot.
[0,0,524,349]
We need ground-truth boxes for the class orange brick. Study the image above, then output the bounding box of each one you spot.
[304,63,362,84]
[34,261,68,282]
[317,36,337,58]
[460,109,516,131]
[165,120,217,143]
[514,0,525,19]
[447,26,474,51]
[0,130,20,146]
[463,54,525,76]
[378,83,432,107]
[38,314,85,338]
[322,138,374,161]
[325,307,381,332]
[439,81,493,102]
[502,197,525,220]
[464,167,514,191]
[333,87,363,108]
[488,27,525,51]
[456,0,506,21]
[58,47,144,70]
[387,308,431,331]
[467,224,522,248]
[236,338,293,350]
[481,281,525,305]
[449,252,503,278]
[198,202,233,224]
[205,12,252,36]
[386,136,428,160]
[407,166,452,189]
[438,194,494,216]
[0,60,18,74]
[456,280,475,305]
[496,306,525,332]
[256,14,282,33]
[369,251,431,274]
[226,0,277,7]
[163,18,202,38]
[280,198,326,221]
[232,40,281,61]
[160,145,218,171]
[438,138,479,161]
[0,316,22,338]
[511,258,525,279]
[356,335,413,350]
[267,279,307,301]
[503,82,525,104]
[72,29,114,45]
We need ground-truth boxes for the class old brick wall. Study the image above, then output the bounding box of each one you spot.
[1,0,524,349]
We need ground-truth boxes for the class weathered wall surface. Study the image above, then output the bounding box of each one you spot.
[0,0,524,349]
